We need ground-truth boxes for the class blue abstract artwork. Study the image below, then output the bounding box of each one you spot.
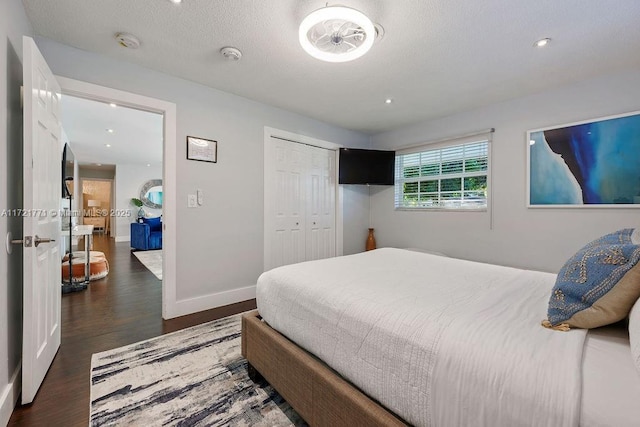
[528,112,640,206]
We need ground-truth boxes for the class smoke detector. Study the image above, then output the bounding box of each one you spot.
[220,46,242,61]
[115,32,141,49]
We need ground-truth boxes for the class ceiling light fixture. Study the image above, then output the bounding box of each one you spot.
[534,38,551,48]
[106,128,114,133]
[105,144,111,148]
[169,0,182,3]
[385,98,393,104]
[299,6,375,63]
[109,103,117,108]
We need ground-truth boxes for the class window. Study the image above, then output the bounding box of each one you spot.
[395,140,489,209]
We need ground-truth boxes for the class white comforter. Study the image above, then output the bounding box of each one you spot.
[256,248,587,427]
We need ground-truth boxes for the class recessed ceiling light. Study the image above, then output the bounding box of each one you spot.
[385,98,393,104]
[299,6,376,62]
[106,128,114,133]
[534,38,551,48]
[109,103,117,108]
[169,0,182,3]
[105,144,111,148]
[146,163,151,167]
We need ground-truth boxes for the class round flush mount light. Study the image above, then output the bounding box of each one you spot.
[299,6,375,63]
[385,98,393,104]
[534,38,551,48]
[220,46,242,61]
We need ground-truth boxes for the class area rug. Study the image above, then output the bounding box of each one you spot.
[132,249,162,280]
[90,314,305,426]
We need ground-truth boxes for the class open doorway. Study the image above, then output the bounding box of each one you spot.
[81,178,113,235]
[56,76,178,319]
[61,94,163,282]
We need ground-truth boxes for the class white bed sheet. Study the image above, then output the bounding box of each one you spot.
[581,325,640,427]
[257,248,588,427]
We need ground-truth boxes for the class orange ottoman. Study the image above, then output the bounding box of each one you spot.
[61,251,109,282]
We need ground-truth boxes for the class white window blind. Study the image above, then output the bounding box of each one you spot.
[395,140,489,209]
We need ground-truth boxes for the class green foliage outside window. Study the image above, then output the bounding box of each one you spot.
[396,141,489,209]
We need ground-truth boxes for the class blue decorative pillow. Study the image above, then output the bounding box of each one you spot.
[543,229,640,330]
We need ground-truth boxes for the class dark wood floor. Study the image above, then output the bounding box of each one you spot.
[9,234,256,426]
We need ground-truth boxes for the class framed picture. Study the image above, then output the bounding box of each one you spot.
[187,136,217,163]
[527,111,640,208]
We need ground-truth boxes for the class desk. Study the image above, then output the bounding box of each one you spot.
[72,225,94,283]
[62,224,94,293]
[83,217,106,234]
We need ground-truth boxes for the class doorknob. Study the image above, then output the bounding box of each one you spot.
[34,235,55,247]
[5,233,55,254]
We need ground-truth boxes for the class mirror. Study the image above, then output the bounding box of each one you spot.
[140,179,163,209]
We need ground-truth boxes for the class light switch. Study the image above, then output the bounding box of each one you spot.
[187,194,198,208]
[196,189,203,206]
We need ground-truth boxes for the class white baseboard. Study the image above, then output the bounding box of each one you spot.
[0,362,21,427]
[164,285,256,319]
[114,235,130,243]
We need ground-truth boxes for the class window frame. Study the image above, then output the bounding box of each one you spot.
[394,138,491,212]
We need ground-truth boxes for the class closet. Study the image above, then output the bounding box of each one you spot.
[264,136,337,270]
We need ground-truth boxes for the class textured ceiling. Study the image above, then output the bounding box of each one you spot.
[62,95,162,166]
[23,0,640,134]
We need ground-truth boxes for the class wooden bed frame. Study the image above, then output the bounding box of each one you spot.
[241,310,408,427]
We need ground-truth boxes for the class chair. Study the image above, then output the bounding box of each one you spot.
[130,217,162,250]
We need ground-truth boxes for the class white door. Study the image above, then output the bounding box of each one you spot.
[306,145,336,261]
[265,136,337,270]
[21,36,62,404]
[269,138,307,269]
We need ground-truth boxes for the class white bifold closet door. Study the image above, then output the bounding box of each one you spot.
[267,137,336,270]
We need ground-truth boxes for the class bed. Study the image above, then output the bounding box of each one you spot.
[242,248,640,426]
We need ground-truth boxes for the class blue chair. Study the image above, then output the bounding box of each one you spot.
[130,217,162,250]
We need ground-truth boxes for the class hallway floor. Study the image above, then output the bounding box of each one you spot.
[9,234,256,426]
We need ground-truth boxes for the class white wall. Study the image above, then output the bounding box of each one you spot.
[34,36,371,305]
[342,185,373,255]
[0,2,33,424]
[370,70,640,273]
[114,164,163,241]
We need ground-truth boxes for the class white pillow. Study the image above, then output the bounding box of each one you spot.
[630,298,640,374]
[632,228,640,245]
